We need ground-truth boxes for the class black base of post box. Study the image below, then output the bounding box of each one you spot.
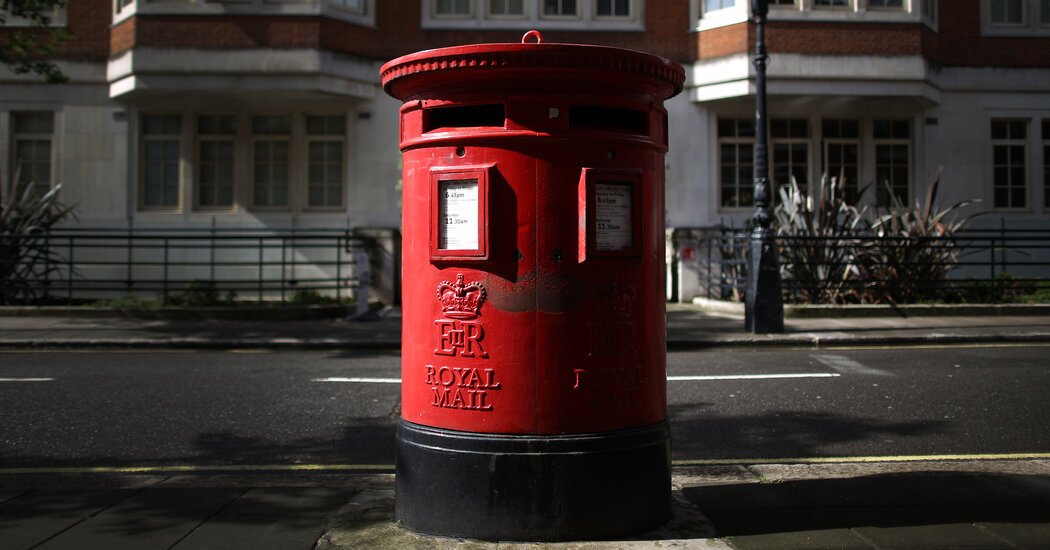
[394,419,672,542]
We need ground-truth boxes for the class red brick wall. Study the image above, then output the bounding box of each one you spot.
[111,1,689,63]
[928,0,1050,68]
[694,23,749,60]
[0,0,111,61]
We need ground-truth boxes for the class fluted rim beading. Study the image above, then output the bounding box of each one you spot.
[380,43,685,99]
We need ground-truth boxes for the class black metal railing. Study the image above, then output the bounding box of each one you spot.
[673,225,1050,304]
[1,227,372,305]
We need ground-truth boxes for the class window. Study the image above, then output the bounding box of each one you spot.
[1043,0,1050,24]
[196,115,236,209]
[718,118,755,209]
[991,119,1028,210]
[822,119,860,204]
[705,0,735,11]
[435,0,472,16]
[489,0,525,16]
[769,0,796,6]
[332,0,366,13]
[771,118,810,196]
[874,120,910,208]
[922,0,936,22]
[815,0,850,6]
[252,115,291,209]
[596,0,630,16]
[868,0,903,8]
[543,0,577,16]
[306,116,346,209]
[11,112,54,200]
[141,115,181,209]
[1044,120,1049,208]
[990,0,1024,24]
[426,0,639,28]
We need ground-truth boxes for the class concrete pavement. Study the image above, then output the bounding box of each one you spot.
[2,304,1050,548]
[3,461,1050,549]
[2,303,1050,349]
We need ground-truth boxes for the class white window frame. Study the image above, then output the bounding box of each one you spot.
[10,111,56,201]
[541,0,580,19]
[250,115,292,211]
[140,114,184,211]
[3,4,67,26]
[433,0,475,18]
[305,115,348,211]
[822,118,862,203]
[866,0,906,10]
[195,115,237,211]
[770,118,812,197]
[112,0,376,27]
[422,0,643,30]
[981,0,1050,36]
[1043,119,1049,210]
[717,117,756,211]
[873,119,912,209]
[594,0,633,20]
[487,0,528,19]
[990,118,1030,211]
[694,0,923,30]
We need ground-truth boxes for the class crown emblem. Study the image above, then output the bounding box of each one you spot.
[436,274,486,319]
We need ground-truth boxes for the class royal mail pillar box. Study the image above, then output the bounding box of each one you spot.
[381,32,684,542]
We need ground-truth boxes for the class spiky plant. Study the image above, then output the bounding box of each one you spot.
[0,179,76,304]
[860,169,980,304]
[774,174,868,304]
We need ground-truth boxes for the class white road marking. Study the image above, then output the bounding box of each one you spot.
[314,377,402,383]
[667,373,840,381]
[0,378,55,382]
[812,354,892,377]
[315,373,841,384]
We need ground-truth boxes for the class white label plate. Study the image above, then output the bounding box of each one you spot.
[438,178,479,250]
[594,182,632,251]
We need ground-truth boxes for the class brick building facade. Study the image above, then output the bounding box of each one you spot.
[2,0,1049,299]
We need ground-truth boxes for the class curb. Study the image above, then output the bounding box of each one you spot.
[2,332,1048,350]
[689,298,1050,318]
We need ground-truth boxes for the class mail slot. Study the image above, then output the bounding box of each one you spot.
[381,31,684,542]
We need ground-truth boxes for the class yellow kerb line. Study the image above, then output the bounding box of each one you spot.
[673,452,1050,466]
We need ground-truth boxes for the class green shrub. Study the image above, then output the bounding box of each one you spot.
[165,280,223,307]
[0,180,76,304]
[774,174,867,304]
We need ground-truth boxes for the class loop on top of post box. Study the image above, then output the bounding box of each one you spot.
[521,30,543,44]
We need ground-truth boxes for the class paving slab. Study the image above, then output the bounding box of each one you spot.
[34,487,245,550]
[827,506,1010,549]
[701,508,870,550]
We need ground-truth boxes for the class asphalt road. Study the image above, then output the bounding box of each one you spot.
[1,345,1048,470]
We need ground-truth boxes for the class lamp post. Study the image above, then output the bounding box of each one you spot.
[745,0,784,333]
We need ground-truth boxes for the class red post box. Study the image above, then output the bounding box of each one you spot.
[381,31,684,542]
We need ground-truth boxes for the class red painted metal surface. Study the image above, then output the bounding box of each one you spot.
[382,32,684,435]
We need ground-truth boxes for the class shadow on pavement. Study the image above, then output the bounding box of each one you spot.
[669,404,948,460]
[683,472,1050,548]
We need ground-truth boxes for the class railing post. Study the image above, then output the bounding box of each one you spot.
[258,238,264,303]
[43,229,51,303]
[163,237,170,304]
[67,234,74,304]
[280,236,287,302]
[126,221,133,295]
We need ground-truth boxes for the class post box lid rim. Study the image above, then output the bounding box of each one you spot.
[380,42,685,99]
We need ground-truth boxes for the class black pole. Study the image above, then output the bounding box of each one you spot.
[745,0,784,333]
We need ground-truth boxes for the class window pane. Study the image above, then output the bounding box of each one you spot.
[14,112,54,134]
[144,115,181,135]
[991,0,1024,24]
